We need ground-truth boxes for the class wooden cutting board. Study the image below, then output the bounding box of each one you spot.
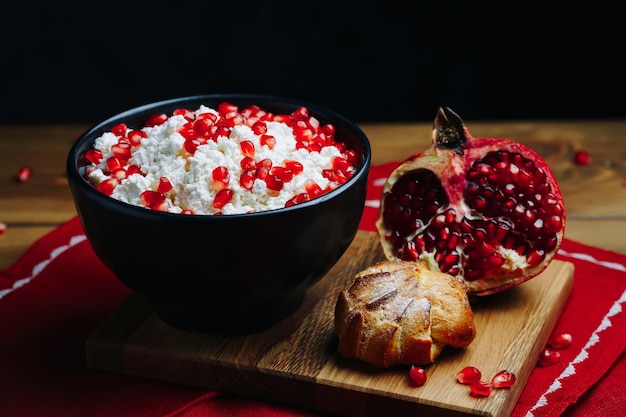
[86,231,574,417]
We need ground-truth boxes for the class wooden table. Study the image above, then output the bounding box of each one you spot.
[1,120,626,271]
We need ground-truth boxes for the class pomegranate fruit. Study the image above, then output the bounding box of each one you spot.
[376,107,565,295]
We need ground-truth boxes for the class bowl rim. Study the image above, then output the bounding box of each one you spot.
[66,93,372,219]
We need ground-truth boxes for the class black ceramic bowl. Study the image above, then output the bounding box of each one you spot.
[66,94,371,334]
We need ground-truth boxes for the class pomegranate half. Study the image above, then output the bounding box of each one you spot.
[376,107,565,295]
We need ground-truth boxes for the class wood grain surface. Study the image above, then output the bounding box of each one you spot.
[86,231,574,417]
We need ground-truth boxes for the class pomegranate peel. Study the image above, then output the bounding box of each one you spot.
[376,107,565,295]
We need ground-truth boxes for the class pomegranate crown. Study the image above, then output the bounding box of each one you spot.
[433,107,468,155]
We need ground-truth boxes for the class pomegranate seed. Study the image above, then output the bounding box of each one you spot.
[332,156,351,172]
[285,193,308,207]
[408,366,427,387]
[16,166,32,183]
[239,170,256,190]
[126,164,143,176]
[271,166,293,183]
[173,108,196,121]
[217,102,238,115]
[212,126,231,140]
[111,142,132,161]
[140,190,165,208]
[344,149,359,165]
[150,198,170,212]
[260,134,276,149]
[184,139,201,155]
[97,178,118,196]
[197,112,218,123]
[283,160,304,176]
[157,176,173,194]
[273,114,292,124]
[573,149,591,165]
[85,149,103,164]
[111,168,127,181]
[265,173,284,192]
[491,370,516,388]
[106,156,122,172]
[240,156,256,171]
[548,333,572,349]
[193,118,213,137]
[307,142,322,153]
[212,166,230,191]
[457,366,482,384]
[0,221,7,235]
[292,106,309,120]
[127,129,147,146]
[110,123,127,136]
[322,123,335,137]
[181,208,195,215]
[537,348,561,367]
[240,140,255,158]
[146,113,168,127]
[212,189,233,209]
[251,121,267,135]
[305,179,323,199]
[470,381,493,397]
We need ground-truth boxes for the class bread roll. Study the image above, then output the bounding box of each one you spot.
[334,260,476,368]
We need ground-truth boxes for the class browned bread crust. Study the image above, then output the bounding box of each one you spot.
[334,260,476,368]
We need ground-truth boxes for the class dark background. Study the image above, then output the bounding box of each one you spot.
[1,1,623,125]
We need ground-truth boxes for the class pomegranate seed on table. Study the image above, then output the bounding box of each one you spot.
[15,166,32,183]
[469,380,493,397]
[408,366,427,386]
[573,149,591,165]
[0,221,7,235]
[457,366,482,384]
[491,370,516,388]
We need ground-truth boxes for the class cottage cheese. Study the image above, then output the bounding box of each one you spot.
[85,104,358,215]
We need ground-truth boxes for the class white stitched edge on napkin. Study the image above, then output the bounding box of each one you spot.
[0,234,87,300]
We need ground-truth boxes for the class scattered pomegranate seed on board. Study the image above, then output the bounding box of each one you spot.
[457,366,482,384]
[491,370,516,388]
[408,366,427,386]
[469,380,493,397]
[0,222,7,235]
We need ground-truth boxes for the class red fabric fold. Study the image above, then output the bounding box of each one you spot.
[1,162,624,417]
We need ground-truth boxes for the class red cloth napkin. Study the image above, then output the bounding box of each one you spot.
[1,162,625,417]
